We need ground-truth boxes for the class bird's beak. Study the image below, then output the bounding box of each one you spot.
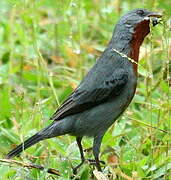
[143,12,162,26]
[147,12,163,18]
[144,12,162,20]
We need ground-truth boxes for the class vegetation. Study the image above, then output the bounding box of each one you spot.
[0,0,170,179]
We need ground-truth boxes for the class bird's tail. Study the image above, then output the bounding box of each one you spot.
[6,132,43,158]
[6,121,67,159]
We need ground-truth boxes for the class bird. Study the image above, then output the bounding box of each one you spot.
[7,8,162,173]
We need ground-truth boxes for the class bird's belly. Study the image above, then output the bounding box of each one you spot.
[70,81,137,137]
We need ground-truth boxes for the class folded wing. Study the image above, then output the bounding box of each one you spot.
[51,69,128,121]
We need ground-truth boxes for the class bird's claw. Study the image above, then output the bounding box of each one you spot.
[86,159,105,165]
[72,160,85,175]
[72,159,105,174]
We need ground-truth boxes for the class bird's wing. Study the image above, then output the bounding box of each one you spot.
[50,69,128,121]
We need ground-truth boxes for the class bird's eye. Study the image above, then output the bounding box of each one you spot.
[137,10,145,16]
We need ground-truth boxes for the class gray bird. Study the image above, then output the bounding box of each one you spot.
[7,9,162,173]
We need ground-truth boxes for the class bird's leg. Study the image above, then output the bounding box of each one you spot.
[73,135,104,174]
[73,136,85,174]
[92,134,104,171]
[84,147,105,165]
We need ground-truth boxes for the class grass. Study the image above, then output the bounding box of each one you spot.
[0,0,170,179]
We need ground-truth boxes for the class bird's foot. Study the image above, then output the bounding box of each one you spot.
[73,160,85,175]
[86,159,105,165]
[72,159,105,174]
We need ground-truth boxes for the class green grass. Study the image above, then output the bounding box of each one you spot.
[0,0,170,179]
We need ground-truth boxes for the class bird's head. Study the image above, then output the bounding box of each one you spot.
[111,9,162,62]
[120,8,162,29]
[114,8,162,43]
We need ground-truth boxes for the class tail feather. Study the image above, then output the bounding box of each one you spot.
[6,133,43,159]
[7,120,70,159]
